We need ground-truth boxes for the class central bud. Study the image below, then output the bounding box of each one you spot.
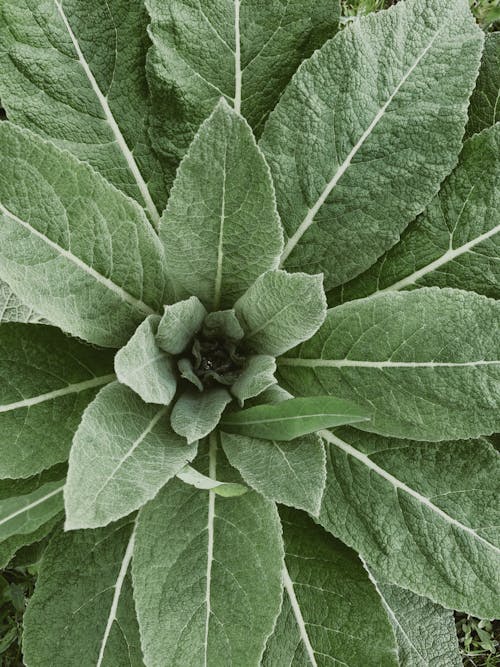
[191,335,245,387]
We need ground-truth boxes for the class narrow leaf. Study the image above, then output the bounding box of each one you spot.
[466,33,500,137]
[176,464,247,497]
[156,296,207,355]
[0,480,64,542]
[171,387,232,444]
[65,383,196,530]
[230,355,277,406]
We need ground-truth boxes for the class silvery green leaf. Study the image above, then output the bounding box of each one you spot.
[133,438,284,667]
[176,464,247,497]
[220,396,370,441]
[0,480,64,542]
[146,0,340,167]
[0,280,40,323]
[156,296,207,355]
[0,123,169,348]
[0,515,60,570]
[23,519,144,667]
[262,508,398,667]
[466,33,500,137]
[170,387,232,444]
[329,124,500,304]
[177,358,204,392]
[365,564,462,667]
[230,355,277,406]
[160,101,283,310]
[317,428,500,618]
[260,0,483,289]
[234,270,326,356]
[279,288,500,441]
[115,316,177,406]
[0,0,168,223]
[0,324,114,479]
[203,309,244,341]
[222,432,325,515]
[65,383,196,530]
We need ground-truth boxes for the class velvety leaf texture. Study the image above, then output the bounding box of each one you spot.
[0,479,64,542]
[0,280,40,323]
[260,0,483,289]
[466,33,500,137]
[279,288,500,440]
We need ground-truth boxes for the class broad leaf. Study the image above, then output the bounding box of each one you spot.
[160,101,283,310]
[23,519,144,667]
[220,396,370,441]
[262,508,398,667]
[156,296,207,355]
[317,428,500,618]
[234,271,326,356]
[222,432,325,515]
[466,33,500,137]
[365,564,462,667]
[260,0,483,289]
[170,387,232,444]
[115,316,177,406]
[146,0,340,167]
[230,355,277,406]
[65,383,196,530]
[133,438,284,667]
[279,288,500,440]
[0,324,114,479]
[0,0,168,222]
[0,123,170,348]
[0,480,64,542]
[329,124,500,304]
[0,280,40,323]
[176,464,247,497]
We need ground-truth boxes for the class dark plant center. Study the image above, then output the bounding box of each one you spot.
[191,336,246,387]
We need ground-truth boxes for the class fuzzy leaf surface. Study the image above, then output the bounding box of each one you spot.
[317,428,500,618]
[171,387,232,443]
[0,281,40,323]
[466,33,500,137]
[65,383,196,530]
[279,288,500,440]
[160,101,283,310]
[176,464,247,497]
[0,324,114,479]
[0,124,169,348]
[156,297,207,355]
[230,355,277,406]
[260,0,483,288]
[0,480,64,542]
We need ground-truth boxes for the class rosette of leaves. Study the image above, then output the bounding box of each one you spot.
[0,0,499,665]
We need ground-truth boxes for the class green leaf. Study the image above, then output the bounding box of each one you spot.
[132,437,284,667]
[365,564,462,667]
[220,396,370,441]
[0,323,114,479]
[279,288,500,440]
[466,33,500,137]
[0,123,169,348]
[0,515,60,570]
[23,519,144,667]
[262,508,398,667]
[145,0,340,168]
[230,355,277,406]
[170,387,232,444]
[176,464,247,497]
[222,432,325,515]
[177,358,204,392]
[203,309,244,341]
[317,428,500,618]
[0,280,40,323]
[329,124,500,304]
[260,0,483,289]
[234,270,326,356]
[156,296,207,355]
[160,100,283,310]
[65,382,196,530]
[0,480,64,542]
[115,316,177,406]
[0,0,168,222]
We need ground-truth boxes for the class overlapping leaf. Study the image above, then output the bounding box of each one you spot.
[0,280,40,323]
[466,33,500,137]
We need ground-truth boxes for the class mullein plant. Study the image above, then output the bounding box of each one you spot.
[0,0,498,665]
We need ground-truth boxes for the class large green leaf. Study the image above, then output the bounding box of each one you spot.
[329,124,500,304]
[260,0,483,289]
[132,437,284,667]
[222,432,325,515]
[0,280,40,323]
[262,508,398,667]
[23,519,144,667]
[317,428,500,618]
[145,0,340,170]
[365,564,462,667]
[0,0,167,222]
[0,123,169,347]
[466,33,500,137]
[234,270,326,356]
[0,324,114,479]
[160,101,283,310]
[65,383,196,530]
[0,480,63,542]
[279,288,500,441]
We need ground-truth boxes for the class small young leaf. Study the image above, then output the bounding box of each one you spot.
[203,309,244,341]
[0,480,64,542]
[176,464,247,497]
[156,296,207,355]
[234,270,327,356]
[115,315,177,406]
[466,33,500,137]
[170,387,232,444]
[230,355,277,406]
[65,383,197,530]
[177,358,204,392]
[220,396,370,441]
